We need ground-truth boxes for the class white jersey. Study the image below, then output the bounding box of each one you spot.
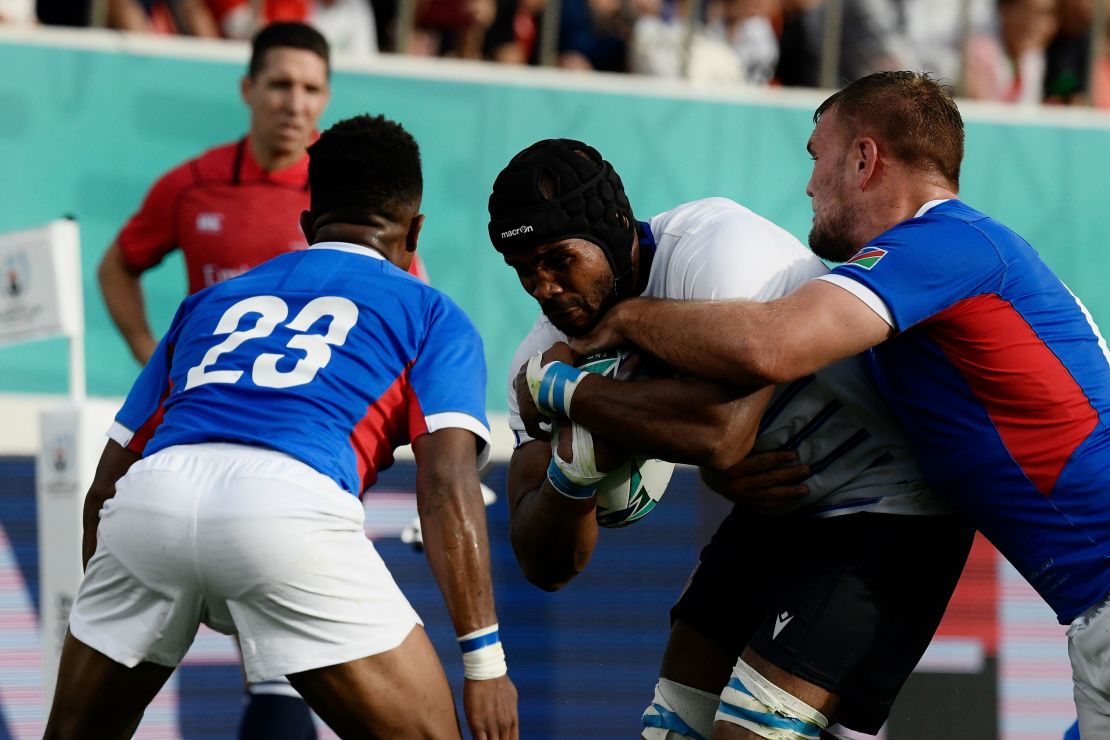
[507,198,948,517]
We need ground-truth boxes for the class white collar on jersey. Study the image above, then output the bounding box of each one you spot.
[915,199,951,218]
[308,241,387,260]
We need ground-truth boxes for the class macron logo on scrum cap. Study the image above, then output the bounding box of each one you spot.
[501,225,534,239]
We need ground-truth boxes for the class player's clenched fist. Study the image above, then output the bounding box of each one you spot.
[513,341,576,441]
[464,675,519,739]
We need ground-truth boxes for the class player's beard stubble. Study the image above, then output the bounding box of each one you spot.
[543,280,617,337]
[809,203,865,264]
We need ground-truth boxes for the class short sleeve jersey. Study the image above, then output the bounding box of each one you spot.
[507,198,945,518]
[823,199,1110,622]
[115,139,311,293]
[110,242,490,496]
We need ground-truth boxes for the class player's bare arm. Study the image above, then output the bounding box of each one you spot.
[82,440,141,569]
[505,439,599,591]
[412,427,518,739]
[97,242,157,365]
[569,375,775,471]
[573,281,894,387]
[515,341,775,471]
[517,341,818,515]
[567,371,815,512]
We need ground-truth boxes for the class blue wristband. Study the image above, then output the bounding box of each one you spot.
[459,628,500,653]
[536,361,585,417]
[547,458,598,500]
[457,625,507,680]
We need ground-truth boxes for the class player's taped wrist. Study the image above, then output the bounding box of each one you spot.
[547,424,607,500]
[526,352,587,418]
[458,624,507,680]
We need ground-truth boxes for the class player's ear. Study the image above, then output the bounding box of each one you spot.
[240,74,251,104]
[406,213,425,254]
[856,137,880,189]
[299,211,315,244]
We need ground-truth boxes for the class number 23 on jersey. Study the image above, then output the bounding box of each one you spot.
[185,295,358,390]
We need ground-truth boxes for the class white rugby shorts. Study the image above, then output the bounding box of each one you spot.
[69,443,421,683]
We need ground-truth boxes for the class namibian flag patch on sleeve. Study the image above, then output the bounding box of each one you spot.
[845,247,887,269]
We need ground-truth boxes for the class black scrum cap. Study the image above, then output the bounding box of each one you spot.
[488,139,637,298]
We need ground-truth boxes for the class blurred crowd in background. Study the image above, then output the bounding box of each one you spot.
[2,0,1108,108]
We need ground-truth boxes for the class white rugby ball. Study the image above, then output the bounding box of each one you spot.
[595,455,675,528]
[577,350,675,528]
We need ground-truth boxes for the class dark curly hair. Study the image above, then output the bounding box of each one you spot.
[307,114,423,223]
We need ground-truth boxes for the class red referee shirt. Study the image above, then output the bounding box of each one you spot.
[116,138,310,294]
[116,138,428,291]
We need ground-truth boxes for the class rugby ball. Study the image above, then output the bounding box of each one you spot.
[577,350,675,528]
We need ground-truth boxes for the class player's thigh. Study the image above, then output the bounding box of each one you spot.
[288,624,459,740]
[188,444,420,684]
[648,509,791,740]
[745,512,972,734]
[67,455,210,677]
[46,631,174,740]
[668,506,793,662]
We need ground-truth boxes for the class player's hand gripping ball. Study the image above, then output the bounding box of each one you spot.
[577,350,675,528]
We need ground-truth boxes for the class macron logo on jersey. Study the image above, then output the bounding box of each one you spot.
[846,247,887,270]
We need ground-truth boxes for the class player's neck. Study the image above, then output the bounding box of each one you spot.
[867,179,958,239]
[312,223,405,265]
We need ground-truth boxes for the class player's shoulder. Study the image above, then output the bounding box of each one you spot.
[650,197,750,231]
[421,278,474,321]
[200,249,475,334]
[918,199,989,224]
[648,197,821,290]
[652,197,804,249]
[144,140,238,197]
[872,200,1001,260]
[886,200,990,241]
[189,140,244,183]
[374,264,482,338]
[313,248,449,304]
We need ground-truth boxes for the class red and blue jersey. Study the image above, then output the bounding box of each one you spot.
[829,200,1110,623]
[110,242,490,496]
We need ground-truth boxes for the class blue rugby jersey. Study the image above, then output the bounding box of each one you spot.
[824,200,1110,623]
[111,242,490,496]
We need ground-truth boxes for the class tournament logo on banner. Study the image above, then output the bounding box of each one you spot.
[39,431,78,495]
[3,250,29,299]
[0,220,82,347]
[0,248,42,326]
